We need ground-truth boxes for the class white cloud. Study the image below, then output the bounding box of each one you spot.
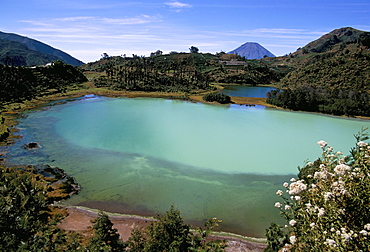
[22,15,162,27]
[165,1,192,10]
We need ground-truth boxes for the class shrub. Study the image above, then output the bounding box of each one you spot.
[203,92,231,104]
[266,129,370,251]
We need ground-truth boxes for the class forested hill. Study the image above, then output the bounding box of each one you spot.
[0,39,61,67]
[264,27,370,90]
[0,31,83,66]
[264,27,370,116]
[80,51,283,93]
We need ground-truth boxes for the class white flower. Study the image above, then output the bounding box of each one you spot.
[317,140,328,148]
[289,180,307,195]
[318,208,325,217]
[336,151,343,155]
[283,182,289,188]
[285,205,291,210]
[357,141,368,147]
[341,233,352,242]
[290,178,296,182]
[306,203,312,208]
[310,222,316,228]
[330,227,336,232]
[307,162,313,166]
[364,224,370,230]
[294,196,301,201]
[275,202,282,208]
[276,190,283,196]
[334,164,351,176]
[360,230,368,236]
[324,192,333,201]
[289,235,297,244]
[289,219,297,226]
[311,184,317,188]
[325,239,336,247]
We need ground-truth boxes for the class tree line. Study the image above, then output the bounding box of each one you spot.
[266,85,370,117]
[93,54,213,93]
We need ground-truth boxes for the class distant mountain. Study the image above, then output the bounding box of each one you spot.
[0,31,83,66]
[228,42,275,59]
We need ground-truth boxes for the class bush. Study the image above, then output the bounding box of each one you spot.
[203,92,231,104]
[126,205,227,251]
[266,129,370,251]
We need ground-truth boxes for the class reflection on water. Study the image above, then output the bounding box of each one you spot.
[4,96,370,237]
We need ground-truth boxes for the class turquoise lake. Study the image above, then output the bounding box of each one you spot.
[5,95,370,237]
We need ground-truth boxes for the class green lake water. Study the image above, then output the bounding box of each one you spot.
[5,95,370,237]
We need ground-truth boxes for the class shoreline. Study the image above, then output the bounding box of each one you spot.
[57,205,267,251]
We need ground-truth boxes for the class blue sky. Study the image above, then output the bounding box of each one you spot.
[2,0,370,63]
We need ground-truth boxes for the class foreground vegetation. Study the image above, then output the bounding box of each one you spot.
[265,129,370,251]
[0,165,227,251]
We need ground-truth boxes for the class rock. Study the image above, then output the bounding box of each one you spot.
[22,142,40,150]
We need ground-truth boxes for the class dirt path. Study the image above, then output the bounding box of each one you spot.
[58,207,267,252]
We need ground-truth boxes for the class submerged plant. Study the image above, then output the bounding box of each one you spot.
[266,128,370,251]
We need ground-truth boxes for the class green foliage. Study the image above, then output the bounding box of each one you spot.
[126,205,227,252]
[0,39,61,67]
[0,167,51,250]
[266,129,370,251]
[203,92,231,104]
[92,54,212,93]
[264,223,288,252]
[278,49,370,91]
[215,61,284,85]
[266,85,370,117]
[86,211,126,251]
[82,52,283,91]
[0,61,87,103]
[263,27,370,117]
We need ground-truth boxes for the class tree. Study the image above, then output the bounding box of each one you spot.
[189,46,199,53]
[86,211,126,251]
[101,53,109,59]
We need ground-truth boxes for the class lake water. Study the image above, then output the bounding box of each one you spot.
[4,95,370,237]
[221,85,276,98]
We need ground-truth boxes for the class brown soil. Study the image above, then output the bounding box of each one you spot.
[58,207,267,252]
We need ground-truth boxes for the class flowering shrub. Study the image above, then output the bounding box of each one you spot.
[266,129,370,251]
